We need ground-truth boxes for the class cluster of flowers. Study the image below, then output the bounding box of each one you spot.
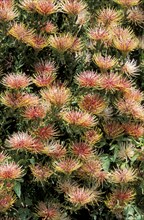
[0,0,143,219]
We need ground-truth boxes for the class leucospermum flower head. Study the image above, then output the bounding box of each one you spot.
[34,125,58,140]
[0,192,16,213]
[23,105,47,120]
[40,84,71,107]
[35,0,58,15]
[84,129,102,146]
[127,7,144,25]
[113,0,140,7]
[118,142,135,160]
[79,94,106,115]
[75,71,101,88]
[88,27,109,42]
[97,8,123,27]
[30,163,53,183]
[100,73,121,92]
[103,120,124,139]
[65,185,101,207]
[1,92,39,109]
[20,0,36,12]
[34,60,57,74]
[121,59,140,77]
[109,167,137,184]
[44,21,57,33]
[124,88,143,103]
[0,1,18,21]
[60,110,97,128]
[0,162,24,180]
[71,142,93,159]
[60,0,87,16]
[124,122,144,138]
[42,141,66,158]
[0,152,8,163]
[26,34,49,50]
[93,54,117,71]
[105,188,135,214]
[53,157,82,174]
[1,73,31,89]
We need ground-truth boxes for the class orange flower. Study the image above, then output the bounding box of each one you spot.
[0,192,16,212]
[100,73,121,92]
[0,152,8,163]
[41,84,71,107]
[109,167,137,184]
[35,0,58,15]
[19,0,36,12]
[71,142,93,159]
[26,34,49,50]
[88,27,109,42]
[93,53,117,71]
[0,1,18,21]
[53,157,82,174]
[2,73,31,89]
[127,7,144,25]
[75,71,101,88]
[65,185,100,207]
[123,122,144,138]
[23,105,47,120]
[113,0,140,7]
[34,125,58,140]
[105,188,135,214]
[84,129,102,146]
[34,60,57,74]
[121,59,139,77]
[60,0,87,16]
[44,21,57,33]
[60,110,97,128]
[1,92,39,108]
[8,22,35,43]
[103,120,124,138]
[97,8,122,27]
[79,94,106,115]
[124,88,143,103]
[6,132,35,151]
[0,162,24,180]
[42,141,66,158]
[30,163,53,182]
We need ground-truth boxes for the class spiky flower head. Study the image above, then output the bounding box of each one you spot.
[65,185,101,207]
[53,157,82,174]
[0,192,16,212]
[60,110,97,128]
[75,71,101,88]
[42,141,66,158]
[127,7,144,25]
[103,120,124,139]
[60,0,87,16]
[79,94,106,115]
[113,0,140,7]
[93,54,117,71]
[1,92,39,109]
[0,1,18,21]
[8,23,35,43]
[84,129,102,146]
[26,34,49,50]
[71,142,93,159]
[0,162,24,180]
[0,151,8,163]
[44,21,57,33]
[23,105,47,120]
[88,27,109,42]
[100,73,121,92]
[30,163,53,183]
[35,0,58,15]
[34,60,57,74]
[40,84,71,107]
[1,73,31,89]
[19,0,36,12]
[105,188,135,214]
[123,122,144,138]
[76,9,90,26]
[124,88,143,103]
[121,59,139,77]
[97,7,122,27]
[109,167,137,184]
[118,142,135,160]
[34,125,58,140]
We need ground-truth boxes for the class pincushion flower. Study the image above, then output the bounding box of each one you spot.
[79,94,106,115]
[121,59,139,77]
[53,157,82,174]
[113,0,140,7]
[0,192,16,212]
[71,142,93,159]
[0,1,18,21]
[23,105,47,120]
[30,164,53,182]
[60,110,97,128]
[8,23,35,43]
[103,121,124,138]
[127,7,144,25]
[76,9,90,26]
[42,141,66,158]
[40,84,71,107]
[88,27,109,42]
[97,8,123,27]
[65,185,100,207]
[93,54,117,71]
[6,132,36,151]
[35,0,58,15]
[109,167,137,184]
[1,92,39,108]
[20,0,36,12]
[34,60,57,74]
[60,0,87,16]
[75,71,101,88]
[33,71,56,87]
[1,73,31,89]
[34,125,58,140]
[44,21,57,33]
[118,142,135,160]
[84,129,102,146]
[105,188,135,214]
[26,34,49,50]
[123,122,144,138]
[0,162,24,180]
[100,73,121,92]
[124,88,143,102]
[0,152,8,163]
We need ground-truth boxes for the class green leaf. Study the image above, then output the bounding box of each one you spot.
[14,181,21,198]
